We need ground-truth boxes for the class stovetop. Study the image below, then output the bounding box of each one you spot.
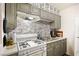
[17,40,45,50]
[19,41,30,49]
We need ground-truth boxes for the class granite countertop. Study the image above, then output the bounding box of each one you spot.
[44,37,66,44]
[2,44,18,56]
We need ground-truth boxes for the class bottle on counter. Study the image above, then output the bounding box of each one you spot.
[6,30,16,46]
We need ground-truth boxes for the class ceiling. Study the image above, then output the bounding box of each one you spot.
[53,3,77,11]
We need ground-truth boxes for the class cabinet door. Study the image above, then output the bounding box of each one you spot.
[47,42,55,56]
[31,7,40,16]
[54,41,61,56]
[51,42,55,56]
[59,40,63,55]
[41,10,48,19]
[47,43,52,56]
[49,13,55,21]
[17,3,31,14]
[54,15,61,29]
[63,39,67,54]
[60,39,67,55]
[41,10,55,22]
[6,3,17,32]
[59,40,64,55]
[50,15,61,29]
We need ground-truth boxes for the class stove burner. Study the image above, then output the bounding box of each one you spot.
[23,45,27,48]
[34,40,42,44]
[19,41,30,49]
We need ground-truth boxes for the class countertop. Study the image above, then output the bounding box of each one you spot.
[1,37,66,56]
[44,37,66,44]
[2,44,18,56]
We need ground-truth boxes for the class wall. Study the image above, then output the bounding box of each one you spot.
[59,4,79,56]
[0,3,5,55]
[0,4,3,44]
[0,3,5,45]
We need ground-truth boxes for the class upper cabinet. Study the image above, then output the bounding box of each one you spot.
[31,6,41,16]
[6,3,17,33]
[55,15,61,29]
[50,15,61,29]
[17,3,61,29]
[40,10,55,22]
[17,3,40,16]
[17,3,31,14]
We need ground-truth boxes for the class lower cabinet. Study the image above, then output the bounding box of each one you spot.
[47,42,55,56]
[47,38,66,56]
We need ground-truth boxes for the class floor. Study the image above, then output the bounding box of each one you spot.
[63,54,70,56]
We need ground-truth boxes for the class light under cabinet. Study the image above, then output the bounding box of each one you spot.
[17,11,40,22]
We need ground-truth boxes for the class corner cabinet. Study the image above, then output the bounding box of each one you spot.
[47,38,67,56]
[50,15,61,29]
[6,3,17,33]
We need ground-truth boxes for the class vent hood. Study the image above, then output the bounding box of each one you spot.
[17,11,40,22]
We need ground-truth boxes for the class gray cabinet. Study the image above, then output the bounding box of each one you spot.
[17,3,31,14]
[54,41,61,56]
[41,10,49,19]
[40,10,55,22]
[55,15,61,29]
[62,39,66,54]
[47,42,55,56]
[50,15,61,29]
[6,3,17,32]
[16,3,61,25]
[47,39,66,56]
[31,6,40,16]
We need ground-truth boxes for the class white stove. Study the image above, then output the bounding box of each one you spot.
[16,34,46,56]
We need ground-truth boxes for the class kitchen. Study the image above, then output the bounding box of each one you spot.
[0,3,79,56]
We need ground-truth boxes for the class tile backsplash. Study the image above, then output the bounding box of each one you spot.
[15,17,51,39]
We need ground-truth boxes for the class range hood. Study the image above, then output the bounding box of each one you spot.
[17,11,40,22]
